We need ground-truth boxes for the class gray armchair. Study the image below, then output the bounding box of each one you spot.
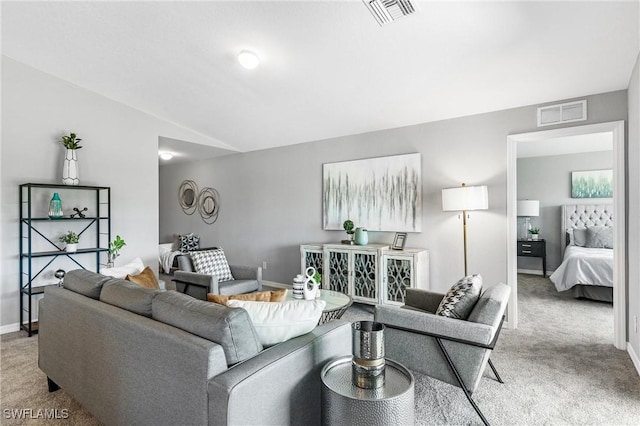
[172,254,262,301]
[374,283,510,426]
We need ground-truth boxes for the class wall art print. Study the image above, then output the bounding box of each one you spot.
[571,169,613,198]
[178,180,220,224]
[323,153,421,232]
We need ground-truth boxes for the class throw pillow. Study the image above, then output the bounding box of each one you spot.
[207,289,287,305]
[226,299,326,347]
[101,257,145,279]
[125,266,160,289]
[189,249,235,282]
[435,274,483,320]
[572,228,588,247]
[585,226,613,249]
[179,233,200,252]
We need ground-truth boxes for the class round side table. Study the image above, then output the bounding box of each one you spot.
[321,356,415,425]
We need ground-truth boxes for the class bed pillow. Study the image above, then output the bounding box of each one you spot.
[585,226,613,249]
[190,249,235,282]
[435,274,483,320]
[571,228,588,247]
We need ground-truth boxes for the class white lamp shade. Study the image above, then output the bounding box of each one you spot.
[442,185,488,211]
[517,200,539,217]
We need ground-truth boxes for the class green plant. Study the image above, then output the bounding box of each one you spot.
[343,219,355,235]
[108,235,126,260]
[60,132,83,150]
[529,227,541,234]
[59,231,79,244]
[313,272,322,285]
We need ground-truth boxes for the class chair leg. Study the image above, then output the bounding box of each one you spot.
[487,359,504,384]
[436,338,491,426]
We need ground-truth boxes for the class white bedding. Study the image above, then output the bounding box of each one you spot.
[549,246,613,291]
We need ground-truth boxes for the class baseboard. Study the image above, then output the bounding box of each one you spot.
[0,322,20,335]
[517,268,555,276]
[628,342,640,377]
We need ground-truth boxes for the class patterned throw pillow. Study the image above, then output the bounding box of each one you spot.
[189,249,235,282]
[179,233,200,252]
[435,275,483,320]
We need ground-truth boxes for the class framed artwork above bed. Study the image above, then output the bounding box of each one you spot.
[571,169,613,198]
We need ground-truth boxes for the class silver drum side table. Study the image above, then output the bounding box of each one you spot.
[321,356,415,425]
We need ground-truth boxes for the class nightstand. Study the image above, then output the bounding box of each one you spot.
[517,239,546,277]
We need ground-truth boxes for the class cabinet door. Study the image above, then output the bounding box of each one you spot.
[326,249,349,295]
[352,251,378,302]
[301,247,323,276]
[384,255,414,305]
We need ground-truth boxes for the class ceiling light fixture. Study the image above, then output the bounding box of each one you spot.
[238,50,260,69]
[159,152,174,161]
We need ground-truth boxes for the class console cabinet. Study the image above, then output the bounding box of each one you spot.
[300,244,429,306]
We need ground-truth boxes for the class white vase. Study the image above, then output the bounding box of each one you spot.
[303,267,318,300]
[65,243,78,253]
[531,234,539,241]
[62,148,79,186]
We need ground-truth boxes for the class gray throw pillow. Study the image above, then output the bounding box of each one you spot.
[585,226,613,249]
[436,275,483,320]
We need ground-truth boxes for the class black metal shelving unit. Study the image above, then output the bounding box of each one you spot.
[19,183,111,336]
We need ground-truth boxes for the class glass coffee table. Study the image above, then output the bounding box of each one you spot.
[285,288,353,324]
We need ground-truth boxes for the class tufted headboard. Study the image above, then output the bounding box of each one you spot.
[561,204,613,251]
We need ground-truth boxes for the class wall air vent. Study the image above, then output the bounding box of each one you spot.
[537,100,587,127]
[362,0,418,26]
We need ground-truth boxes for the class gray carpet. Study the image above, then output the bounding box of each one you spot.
[1,275,639,425]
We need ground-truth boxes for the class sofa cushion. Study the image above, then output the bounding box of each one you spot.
[152,291,263,365]
[63,269,112,300]
[435,274,483,320]
[100,279,162,317]
[126,266,160,289]
[190,249,235,282]
[100,257,145,279]
[207,289,287,305]
[226,300,325,347]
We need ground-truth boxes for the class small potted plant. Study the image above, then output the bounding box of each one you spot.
[59,132,84,185]
[528,227,541,241]
[342,220,355,244]
[107,235,126,267]
[59,231,80,252]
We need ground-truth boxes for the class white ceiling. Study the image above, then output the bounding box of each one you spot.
[517,132,612,158]
[2,1,639,160]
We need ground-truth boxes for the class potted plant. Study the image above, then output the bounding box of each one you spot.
[528,227,541,241]
[107,235,126,267]
[59,231,80,252]
[59,132,84,186]
[342,220,355,244]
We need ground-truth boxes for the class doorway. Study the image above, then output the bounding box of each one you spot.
[506,121,626,349]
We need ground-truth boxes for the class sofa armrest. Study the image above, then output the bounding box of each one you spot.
[208,320,352,426]
[229,265,262,284]
[405,288,444,313]
[173,270,220,295]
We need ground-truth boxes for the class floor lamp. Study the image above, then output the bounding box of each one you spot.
[442,183,489,276]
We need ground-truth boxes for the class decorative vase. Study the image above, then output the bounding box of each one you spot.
[355,228,368,245]
[62,148,79,186]
[303,267,318,300]
[293,274,305,299]
[48,193,63,218]
[65,243,77,253]
[352,321,386,389]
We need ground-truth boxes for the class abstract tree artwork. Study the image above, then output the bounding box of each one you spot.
[571,169,613,198]
[323,153,422,232]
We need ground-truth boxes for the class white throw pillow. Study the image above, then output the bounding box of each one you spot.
[100,257,145,279]
[190,249,234,282]
[226,299,326,347]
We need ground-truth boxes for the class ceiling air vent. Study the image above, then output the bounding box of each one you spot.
[363,0,418,26]
[537,100,587,127]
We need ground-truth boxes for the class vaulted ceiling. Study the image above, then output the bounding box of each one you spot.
[2,1,639,158]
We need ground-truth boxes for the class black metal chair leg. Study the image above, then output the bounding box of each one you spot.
[487,359,503,384]
[436,338,491,426]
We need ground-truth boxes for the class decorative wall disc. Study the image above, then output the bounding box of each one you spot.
[198,187,220,224]
[178,180,199,215]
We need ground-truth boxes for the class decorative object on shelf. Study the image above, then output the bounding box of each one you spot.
[48,193,63,219]
[341,219,355,244]
[70,207,88,218]
[571,169,613,198]
[107,235,126,268]
[352,321,386,389]
[59,132,83,186]
[198,187,220,225]
[303,267,319,300]
[292,274,305,299]
[313,271,322,298]
[442,183,489,276]
[354,227,368,245]
[178,180,199,215]
[59,230,80,252]
[391,232,407,250]
[323,153,422,232]
[528,227,541,241]
[54,269,65,287]
[517,200,539,240]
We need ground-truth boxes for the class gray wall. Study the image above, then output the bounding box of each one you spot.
[517,151,613,272]
[159,90,628,297]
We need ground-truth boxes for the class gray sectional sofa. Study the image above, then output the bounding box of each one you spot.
[38,269,352,426]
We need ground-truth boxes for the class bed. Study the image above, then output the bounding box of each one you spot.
[549,204,614,302]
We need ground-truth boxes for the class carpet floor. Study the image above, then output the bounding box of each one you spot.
[1,274,639,425]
